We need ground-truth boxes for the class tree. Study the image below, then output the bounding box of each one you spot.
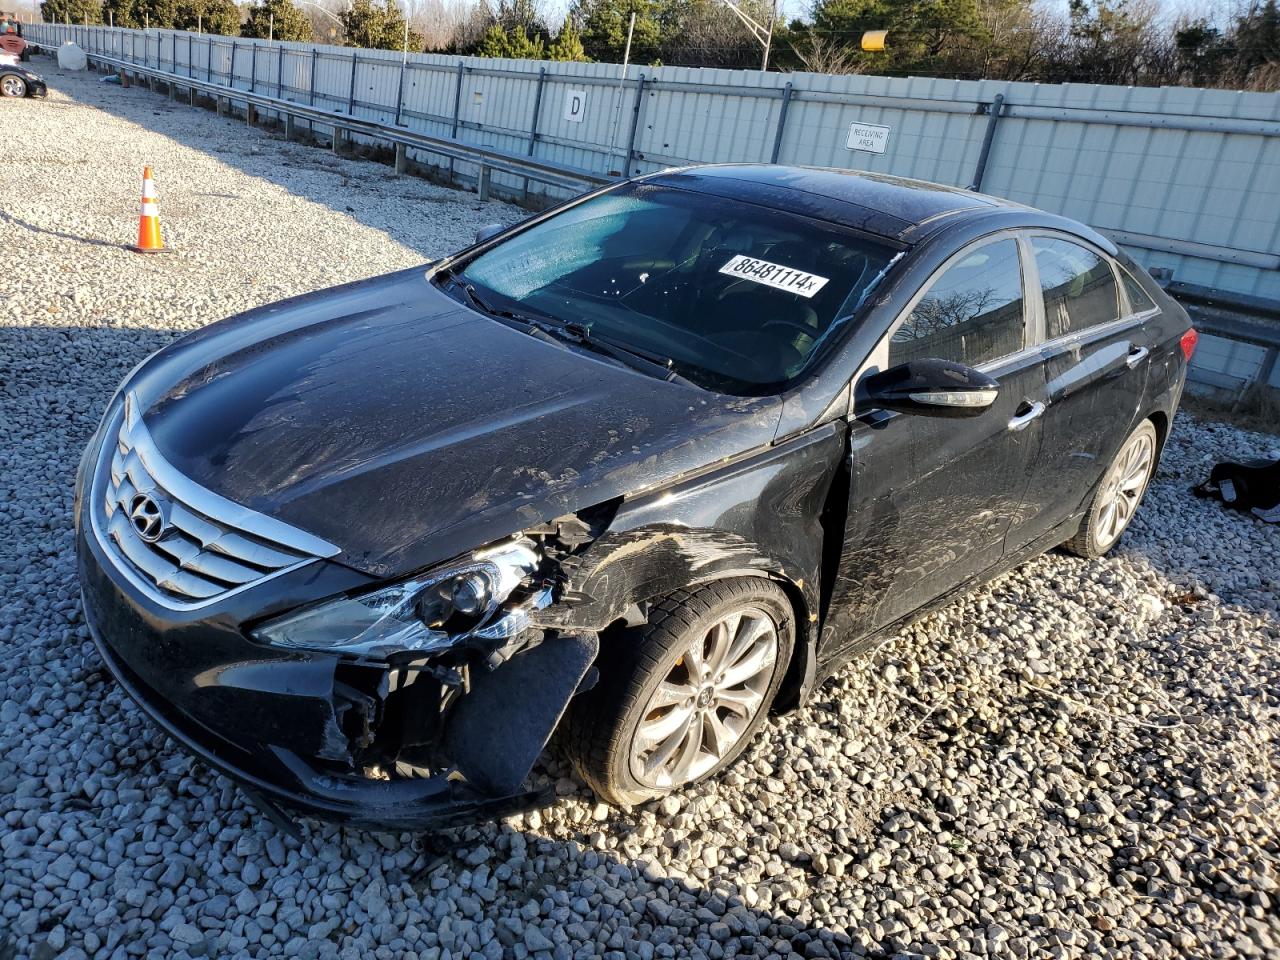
[181,0,241,34]
[1234,0,1280,75]
[574,0,663,62]
[340,0,424,51]
[475,21,545,57]
[1174,19,1234,87]
[791,33,862,73]
[969,0,1058,80]
[131,0,178,27]
[547,22,589,60]
[41,0,100,23]
[1058,0,1156,82]
[806,0,987,75]
[100,0,138,26]
[242,0,312,40]
[492,0,547,37]
[653,0,775,68]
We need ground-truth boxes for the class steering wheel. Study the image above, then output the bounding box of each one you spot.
[762,318,819,341]
[570,286,764,372]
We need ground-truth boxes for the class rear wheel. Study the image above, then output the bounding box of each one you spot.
[567,578,794,806]
[1064,418,1158,558]
[0,74,26,98]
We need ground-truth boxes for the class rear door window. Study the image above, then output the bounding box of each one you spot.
[1032,238,1121,339]
[888,238,1026,368]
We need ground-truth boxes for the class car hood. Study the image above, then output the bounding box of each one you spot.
[129,266,782,578]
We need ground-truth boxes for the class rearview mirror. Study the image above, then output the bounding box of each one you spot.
[863,358,999,418]
[474,223,504,244]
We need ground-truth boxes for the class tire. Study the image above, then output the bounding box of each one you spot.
[567,578,795,806]
[0,74,26,98]
[1063,418,1158,558]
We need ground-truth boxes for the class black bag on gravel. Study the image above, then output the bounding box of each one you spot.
[1193,456,1280,523]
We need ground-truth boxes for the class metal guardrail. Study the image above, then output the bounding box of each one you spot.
[33,44,613,199]
[1167,281,1280,393]
[35,23,1278,280]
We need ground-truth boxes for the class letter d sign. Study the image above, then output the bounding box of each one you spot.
[564,89,587,123]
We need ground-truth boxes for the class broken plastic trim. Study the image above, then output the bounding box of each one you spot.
[252,507,618,798]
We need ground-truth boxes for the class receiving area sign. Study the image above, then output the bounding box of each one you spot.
[846,121,891,154]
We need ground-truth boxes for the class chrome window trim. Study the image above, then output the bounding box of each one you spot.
[1035,312,1151,357]
[88,395,341,612]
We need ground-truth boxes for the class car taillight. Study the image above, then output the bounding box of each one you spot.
[1180,328,1198,361]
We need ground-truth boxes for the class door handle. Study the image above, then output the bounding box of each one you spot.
[1007,400,1046,432]
[1126,346,1150,369]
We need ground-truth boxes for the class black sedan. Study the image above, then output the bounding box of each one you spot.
[76,165,1196,827]
[0,62,46,98]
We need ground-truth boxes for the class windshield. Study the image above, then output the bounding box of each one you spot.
[444,183,900,394]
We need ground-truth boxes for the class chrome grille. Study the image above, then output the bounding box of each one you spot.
[93,394,339,606]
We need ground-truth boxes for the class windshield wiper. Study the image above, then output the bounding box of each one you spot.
[545,321,698,388]
[439,268,696,388]
[441,271,563,344]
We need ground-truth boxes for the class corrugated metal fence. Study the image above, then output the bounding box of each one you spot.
[27,23,1280,394]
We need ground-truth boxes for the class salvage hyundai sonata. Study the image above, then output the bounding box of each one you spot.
[76,165,1196,828]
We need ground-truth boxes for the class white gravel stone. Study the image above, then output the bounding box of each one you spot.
[1,58,1278,960]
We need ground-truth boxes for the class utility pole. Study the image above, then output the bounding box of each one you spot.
[607,11,636,170]
[718,1,775,72]
[761,0,777,72]
[269,12,274,41]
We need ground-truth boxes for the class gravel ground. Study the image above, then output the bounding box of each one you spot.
[3,61,1280,960]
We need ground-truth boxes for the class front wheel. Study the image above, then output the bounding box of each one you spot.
[0,74,26,98]
[1064,418,1158,558]
[566,578,794,806]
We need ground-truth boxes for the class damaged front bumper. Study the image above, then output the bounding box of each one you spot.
[77,526,598,830]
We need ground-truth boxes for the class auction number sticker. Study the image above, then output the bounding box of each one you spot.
[718,255,830,298]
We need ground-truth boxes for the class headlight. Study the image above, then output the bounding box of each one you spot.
[252,540,542,658]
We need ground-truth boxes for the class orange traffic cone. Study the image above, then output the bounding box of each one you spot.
[132,167,165,253]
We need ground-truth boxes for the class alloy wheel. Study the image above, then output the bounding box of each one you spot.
[629,606,778,789]
[1094,429,1155,550]
[0,75,25,98]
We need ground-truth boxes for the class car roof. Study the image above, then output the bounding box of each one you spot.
[640,164,1029,243]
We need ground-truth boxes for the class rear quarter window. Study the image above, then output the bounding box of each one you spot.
[1121,268,1157,315]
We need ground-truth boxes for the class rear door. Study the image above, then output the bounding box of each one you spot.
[822,234,1048,655]
[1008,234,1157,551]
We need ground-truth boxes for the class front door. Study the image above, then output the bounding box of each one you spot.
[822,235,1048,656]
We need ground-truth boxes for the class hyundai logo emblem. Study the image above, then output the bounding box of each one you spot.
[127,493,168,543]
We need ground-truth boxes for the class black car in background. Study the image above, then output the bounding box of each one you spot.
[0,61,45,98]
[75,165,1196,827]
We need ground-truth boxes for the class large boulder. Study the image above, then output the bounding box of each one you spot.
[57,42,87,70]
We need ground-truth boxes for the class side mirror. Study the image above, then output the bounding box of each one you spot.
[474,223,504,245]
[863,358,999,418]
